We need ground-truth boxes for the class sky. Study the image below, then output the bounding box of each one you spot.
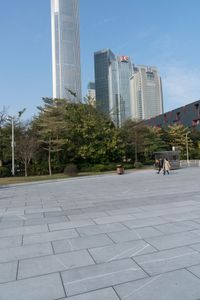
[0,0,200,120]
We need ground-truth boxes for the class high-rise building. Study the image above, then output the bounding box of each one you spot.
[94,49,133,127]
[130,66,163,120]
[51,0,82,100]
[116,56,133,124]
[87,81,96,105]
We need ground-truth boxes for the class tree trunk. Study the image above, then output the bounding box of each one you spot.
[24,161,27,177]
[134,131,138,163]
[48,145,52,176]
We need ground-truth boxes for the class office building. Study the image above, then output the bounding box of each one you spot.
[130,66,163,120]
[94,49,133,126]
[51,0,82,100]
[87,82,96,105]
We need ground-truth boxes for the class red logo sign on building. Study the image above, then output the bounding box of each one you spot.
[120,56,129,62]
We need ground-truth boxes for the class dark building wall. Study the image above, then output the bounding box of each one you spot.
[144,100,200,131]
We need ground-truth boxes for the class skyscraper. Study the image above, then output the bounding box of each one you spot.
[51,0,82,100]
[94,49,133,127]
[87,82,96,106]
[130,66,163,120]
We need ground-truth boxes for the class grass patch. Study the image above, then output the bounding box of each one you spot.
[0,165,154,186]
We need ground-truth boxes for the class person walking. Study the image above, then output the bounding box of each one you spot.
[163,158,171,175]
[157,158,163,174]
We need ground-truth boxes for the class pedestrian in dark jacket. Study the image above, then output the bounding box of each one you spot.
[157,158,163,174]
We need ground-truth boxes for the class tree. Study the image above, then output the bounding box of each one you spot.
[167,124,194,159]
[15,122,38,176]
[33,98,68,176]
[143,127,169,161]
[63,102,124,164]
[120,119,149,163]
[0,108,7,166]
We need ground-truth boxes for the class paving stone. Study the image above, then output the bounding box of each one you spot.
[21,212,44,219]
[68,212,109,221]
[134,246,200,275]
[0,236,22,249]
[0,261,18,283]
[108,227,163,243]
[163,212,200,222]
[64,287,120,299]
[132,206,200,219]
[49,219,95,231]
[0,273,65,300]
[190,243,200,252]
[106,207,143,216]
[23,229,79,245]
[114,269,200,300]
[172,200,199,207]
[76,223,127,237]
[145,231,200,250]
[24,207,62,214]
[89,240,156,263]
[52,234,113,253]
[44,209,82,217]
[18,250,94,279]
[0,224,48,238]
[61,258,147,296]
[0,220,24,227]
[123,216,167,229]
[24,216,68,226]
[154,220,200,234]
[139,203,175,211]
[0,242,53,263]
[93,214,136,225]
[188,264,200,278]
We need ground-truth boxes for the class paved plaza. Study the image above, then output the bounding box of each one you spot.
[0,167,200,299]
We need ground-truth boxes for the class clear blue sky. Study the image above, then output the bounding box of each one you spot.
[0,0,200,120]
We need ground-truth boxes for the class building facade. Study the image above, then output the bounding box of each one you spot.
[87,82,96,105]
[51,0,82,100]
[94,49,133,127]
[130,66,163,120]
[144,100,200,131]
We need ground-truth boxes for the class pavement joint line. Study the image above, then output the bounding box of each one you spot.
[132,229,142,239]
[59,271,67,298]
[138,251,198,265]
[66,239,73,251]
[55,256,69,270]
[106,245,144,263]
[130,244,150,257]
[107,244,150,263]
[122,274,162,300]
[15,214,27,221]
[185,267,200,280]
[64,267,141,286]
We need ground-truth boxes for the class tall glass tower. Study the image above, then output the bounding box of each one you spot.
[51,0,82,101]
[94,49,133,127]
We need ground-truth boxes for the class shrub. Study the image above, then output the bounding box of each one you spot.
[134,162,143,169]
[123,163,134,170]
[89,164,108,172]
[64,164,78,176]
[0,166,10,177]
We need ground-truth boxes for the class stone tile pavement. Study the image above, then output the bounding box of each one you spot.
[0,167,200,299]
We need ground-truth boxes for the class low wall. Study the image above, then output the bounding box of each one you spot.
[180,160,200,167]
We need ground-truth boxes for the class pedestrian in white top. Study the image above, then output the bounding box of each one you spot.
[163,158,171,175]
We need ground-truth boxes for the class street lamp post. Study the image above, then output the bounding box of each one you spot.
[186,132,190,167]
[11,117,15,176]
[6,116,15,176]
[7,109,25,176]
